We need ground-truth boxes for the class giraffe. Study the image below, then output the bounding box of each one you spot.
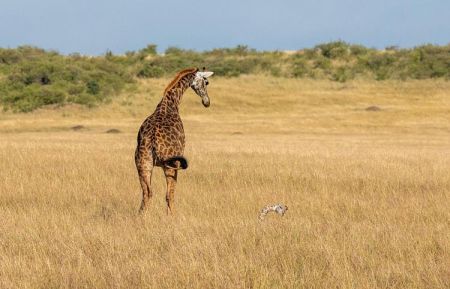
[135,67,214,214]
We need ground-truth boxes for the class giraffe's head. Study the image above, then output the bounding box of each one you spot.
[190,70,214,107]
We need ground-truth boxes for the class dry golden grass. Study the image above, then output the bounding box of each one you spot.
[0,76,449,288]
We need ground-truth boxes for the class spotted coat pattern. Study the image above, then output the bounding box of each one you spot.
[135,67,211,214]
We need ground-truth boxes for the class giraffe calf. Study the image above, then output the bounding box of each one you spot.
[259,204,288,220]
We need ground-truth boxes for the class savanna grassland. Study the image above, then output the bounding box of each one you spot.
[0,76,449,289]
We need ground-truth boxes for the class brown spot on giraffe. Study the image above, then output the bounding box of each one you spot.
[135,67,214,214]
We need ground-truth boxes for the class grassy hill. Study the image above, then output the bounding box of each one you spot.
[1,42,449,112]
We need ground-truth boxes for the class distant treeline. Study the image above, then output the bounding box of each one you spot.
[0,47,133,112]
[0,42,449,111]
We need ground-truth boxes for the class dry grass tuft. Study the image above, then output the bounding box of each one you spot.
[0,76,449,288]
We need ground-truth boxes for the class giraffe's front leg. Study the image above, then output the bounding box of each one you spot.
[163,166,178,215]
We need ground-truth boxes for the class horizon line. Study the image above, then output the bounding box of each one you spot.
[1,40,449,56]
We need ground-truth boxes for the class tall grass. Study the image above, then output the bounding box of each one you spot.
[0,76,449,288]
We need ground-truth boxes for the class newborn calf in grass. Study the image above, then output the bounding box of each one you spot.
[259,204,288,220]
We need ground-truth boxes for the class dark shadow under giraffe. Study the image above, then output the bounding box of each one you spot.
[135,67,214,214]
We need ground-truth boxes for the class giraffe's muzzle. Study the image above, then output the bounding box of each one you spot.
[202,96,210,107]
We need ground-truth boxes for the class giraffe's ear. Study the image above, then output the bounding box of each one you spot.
[197,71,214,78]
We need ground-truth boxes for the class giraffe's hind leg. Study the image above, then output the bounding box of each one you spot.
[135,148,154,213]
[163,166,178,215]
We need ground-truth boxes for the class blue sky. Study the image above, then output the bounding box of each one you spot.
[1,0,449,55]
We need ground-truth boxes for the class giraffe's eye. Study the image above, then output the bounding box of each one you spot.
[205,79,209,85]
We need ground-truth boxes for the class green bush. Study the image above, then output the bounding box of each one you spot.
[86,80,100,95]
[0,46,133,112]
[313,57,332,70]
[140,44,157,56]
[291,58,308,78]
[137,63,164,78]
[349,44,371,56]
[315,41,350,59]
[332,66,353,82]
[165,47,187,55]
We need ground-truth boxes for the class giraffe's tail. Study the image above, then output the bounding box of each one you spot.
[164,156,189,170]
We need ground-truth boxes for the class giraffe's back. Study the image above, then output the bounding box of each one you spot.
[136,109,185,165]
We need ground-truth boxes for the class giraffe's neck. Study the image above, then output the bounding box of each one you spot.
[159,74,195,111]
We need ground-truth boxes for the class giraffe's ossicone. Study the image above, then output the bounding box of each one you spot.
[135,67,214,214]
